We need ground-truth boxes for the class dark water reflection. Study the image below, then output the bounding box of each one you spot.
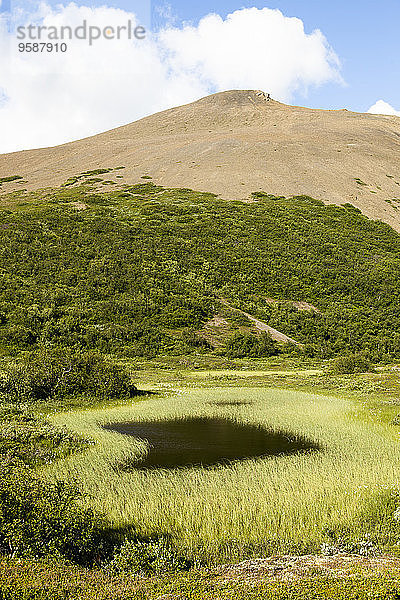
[104,417,320,471]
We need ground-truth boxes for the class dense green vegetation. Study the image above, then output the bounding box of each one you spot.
[0,347,137,403]
[329,352,373,374]
[225,332,278,358]
[0,347,145,569]
[1,183,400,360]
[0,457,110,564]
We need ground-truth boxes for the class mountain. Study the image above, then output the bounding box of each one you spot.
[1,90,400,231]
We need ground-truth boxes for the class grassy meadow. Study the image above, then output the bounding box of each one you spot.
[44,384,400,561]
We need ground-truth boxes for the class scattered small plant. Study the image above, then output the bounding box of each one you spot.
[0,176,23,185]
[321,532,379,557]
[107,537,192,576]
[251,191,285,200]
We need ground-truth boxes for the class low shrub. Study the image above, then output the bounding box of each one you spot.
[225,332,278,358]
[0,348,137,403]
[0,407,92,466]
[250,578,400,600]
[0,457,112,565]
[107,537,191,576]
[328,353,374,375]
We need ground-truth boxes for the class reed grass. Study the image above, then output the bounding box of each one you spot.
[44,387,400,560]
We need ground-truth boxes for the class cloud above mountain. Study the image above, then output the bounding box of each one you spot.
[0,4,341,153]
[367,100,400,116]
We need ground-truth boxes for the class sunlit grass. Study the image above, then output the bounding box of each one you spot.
[44,387,400,560]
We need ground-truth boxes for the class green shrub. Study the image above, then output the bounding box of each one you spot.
[0,458,111,564]
[329,353,374,375]
[107,537,191,576]
[0,348,137,402]
[0,176,23,184]
[0,408,91,466]
[225,332,278,358]
[181,329,212,350]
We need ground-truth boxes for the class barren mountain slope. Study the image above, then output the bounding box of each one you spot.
[1,90,400,230]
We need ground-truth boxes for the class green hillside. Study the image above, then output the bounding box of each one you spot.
[1,181,400,360]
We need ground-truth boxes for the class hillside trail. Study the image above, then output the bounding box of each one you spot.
[219,299,303,346]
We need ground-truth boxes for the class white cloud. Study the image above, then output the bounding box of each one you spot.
[367,99,400,116]
[159,8,341,101]
[0,4,342,153]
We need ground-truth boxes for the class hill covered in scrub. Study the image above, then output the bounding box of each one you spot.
[1,182,400,360]
[1,90,400,232]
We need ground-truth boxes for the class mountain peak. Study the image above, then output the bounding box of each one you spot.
[193,89,277,107]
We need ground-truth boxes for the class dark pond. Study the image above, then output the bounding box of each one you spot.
[103,417,320,471]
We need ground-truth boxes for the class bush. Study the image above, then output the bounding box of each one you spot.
[181,329,212,350]
[0,457,112,564]
[0,348,137,402]
[107,537,191,576]
[329,353,374,375]
[225,332,278,358]
[0,407,91,466]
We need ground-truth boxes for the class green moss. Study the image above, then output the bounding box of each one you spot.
[251,191,285,200]
[62,176,80,187]
[0,176,23,185]
[80,168,113,176]
[62,168,121,187]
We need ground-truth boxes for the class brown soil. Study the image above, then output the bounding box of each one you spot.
[199,315,231,348]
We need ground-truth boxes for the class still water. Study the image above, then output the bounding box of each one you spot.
[104,417,319,470]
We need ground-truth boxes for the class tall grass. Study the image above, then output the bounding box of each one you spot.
[44,388,400,560]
